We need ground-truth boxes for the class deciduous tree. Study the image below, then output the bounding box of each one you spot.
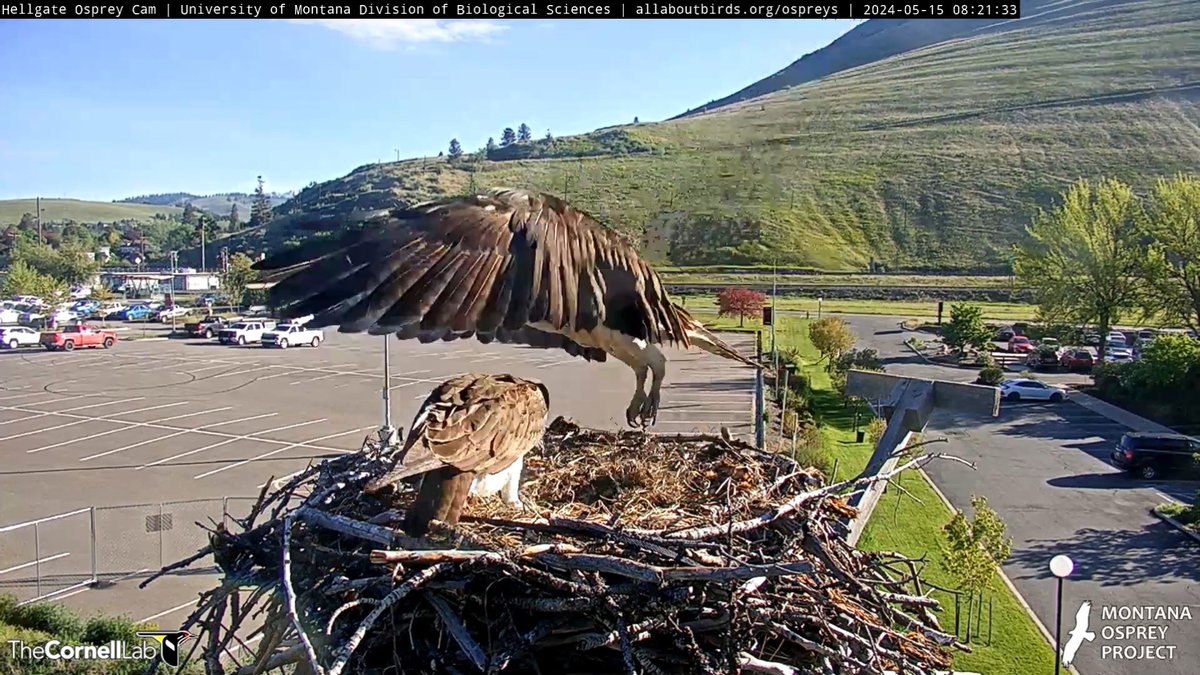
[1013,178,1144,361]
[809,316,856,363]
[1137,173,1200,332]
[715,287,766,327]
[941,303,993,355]
[939,495,1012,643]
[220,252,256,308]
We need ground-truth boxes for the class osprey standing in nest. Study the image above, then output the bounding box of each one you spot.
[250,187,760,428]
[364,372,549,535]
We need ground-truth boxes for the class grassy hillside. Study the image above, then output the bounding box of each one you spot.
[0,199,182,225]
[115,192,291,223]
[238,0,1198,273]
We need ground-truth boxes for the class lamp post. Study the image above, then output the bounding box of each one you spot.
[168,251,178,335]
[1050,554,1074,675]
[817,295,823,319]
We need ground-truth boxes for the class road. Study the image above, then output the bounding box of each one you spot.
[838,314,1200,675]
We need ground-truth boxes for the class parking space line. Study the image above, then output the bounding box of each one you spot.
[193,425,372,480]
[26,403,205,454]
[0,401,192,443]
[135,416,322,469]
[0,552,70,576]
[0,390,90,403]
[0,395,143,426]
[77,408,246,461]
[652,419,751,426]
[209,364,279,379]
[185,363,238,374]
[138,600,198,624]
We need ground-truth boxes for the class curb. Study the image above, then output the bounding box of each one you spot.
[1151,509,1200,545]
[918,467,1081,675]
[125,337,170,342]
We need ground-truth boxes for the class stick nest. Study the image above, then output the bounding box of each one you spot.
[145,417,966,675]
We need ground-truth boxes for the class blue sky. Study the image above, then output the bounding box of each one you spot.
[0,18,860,201]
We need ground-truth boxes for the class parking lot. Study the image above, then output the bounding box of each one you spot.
[0,328,758,628]
[923,400,1200,675]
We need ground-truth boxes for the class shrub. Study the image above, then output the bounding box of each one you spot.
[976,366,1005,386]
[866,416,887,444]
[10,602,85,640]
[83,615,143,646]
[974,350,996,367]
[1090,361,1126,392]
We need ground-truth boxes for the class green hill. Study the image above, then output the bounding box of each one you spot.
[115,192,292,223]
[0,198,182,225]
[237,0,1199,273]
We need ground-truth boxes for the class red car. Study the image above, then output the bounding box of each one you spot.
[39,324,118,351]
[1060,349,1095,371]
[1008,336,1035,353]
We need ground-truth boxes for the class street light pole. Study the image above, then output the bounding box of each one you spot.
[378,336,398,450]
[1050,554,1075,675]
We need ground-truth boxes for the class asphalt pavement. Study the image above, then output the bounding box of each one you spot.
[0,328,758,628]
[837,313,1200,675]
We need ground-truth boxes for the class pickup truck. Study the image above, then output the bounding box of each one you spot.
[260,322,324,348]
[39,324,118,351]
[185,315,241,338]
[217,320,277,346]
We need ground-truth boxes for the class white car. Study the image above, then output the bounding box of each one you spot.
[156,306,192,321]
[260,322,324,348]
[0,308,19,324]
[999,378,1069,402]
[0,326,41,349]
[1105,347,1134,363]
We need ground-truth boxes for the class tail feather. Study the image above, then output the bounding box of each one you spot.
[673,303,762,369]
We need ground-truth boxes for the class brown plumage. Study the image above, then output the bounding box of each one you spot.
[363,373,549,535]
[250,187,760,428]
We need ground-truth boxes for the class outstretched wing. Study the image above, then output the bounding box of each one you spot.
[250,188,689,358]
[364,373,549,494]
[1074,601,1091,630]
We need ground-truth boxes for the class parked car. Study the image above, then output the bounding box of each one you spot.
[0,326,41,349]
[1025,345,1061,371]
[1059,349,1095,371]
[1107,331,1128,346]
[157,305,192,321]
[218,320,277,345]
[995,326,1016,341]
[119,304,154,321]
[1039,337,1061,351]
[185,315,241,338]
[1110,432,1200,480]
[1136,329,1157,341]
[1083,332,1101,346]
[0,307,20,324]
[39,324,118,351]
[1007,336,1035,353]
[260,322,324,348]
[998,378,1069,402]
[1105,346,1134,363]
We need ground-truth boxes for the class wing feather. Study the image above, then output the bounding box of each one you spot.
[251,188,692,357]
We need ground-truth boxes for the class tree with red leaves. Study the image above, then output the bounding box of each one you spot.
[716,287,767,327]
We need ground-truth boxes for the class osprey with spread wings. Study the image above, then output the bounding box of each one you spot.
[249,188,760,428]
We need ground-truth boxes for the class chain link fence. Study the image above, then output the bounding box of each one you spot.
[0,497,260,606]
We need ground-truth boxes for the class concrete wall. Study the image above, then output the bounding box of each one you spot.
[845,369,999,418]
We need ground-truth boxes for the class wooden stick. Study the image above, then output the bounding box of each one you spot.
[282,509,324,675]
[326,562,451,675]
[738,653,797,675]
[426,592,487,672]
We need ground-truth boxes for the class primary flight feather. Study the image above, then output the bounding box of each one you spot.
[250,187,760,428]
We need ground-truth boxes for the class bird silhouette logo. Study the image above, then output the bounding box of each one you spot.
[1061,600,1095,666]
[136,630,195,667]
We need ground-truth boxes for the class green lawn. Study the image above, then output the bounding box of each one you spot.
[752,316,1057,673]
[0,199,182,225]
[687,296,1040,323]
[660,271,1013,289]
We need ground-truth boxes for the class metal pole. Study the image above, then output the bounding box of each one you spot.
[170,251,178,335]
[754,330,765,450]
[771,259,778,378]
[36,196,42,243]
[378,336,397,449]
[89,507,97,584]
[1054,577,1063,675]
[34,522,41,597]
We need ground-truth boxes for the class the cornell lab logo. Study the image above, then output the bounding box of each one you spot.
[136,631,194,667]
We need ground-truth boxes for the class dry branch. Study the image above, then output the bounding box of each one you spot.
[142,417,965,675]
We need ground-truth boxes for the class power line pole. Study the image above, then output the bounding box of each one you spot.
[36,196,42,243]
[169,250,179,335]
[394,148,400,162]
[200,222,206,270]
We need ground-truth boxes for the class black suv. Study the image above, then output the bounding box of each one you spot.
[1110,432,1200,480]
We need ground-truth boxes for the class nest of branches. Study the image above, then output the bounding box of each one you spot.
[143,417,968,675]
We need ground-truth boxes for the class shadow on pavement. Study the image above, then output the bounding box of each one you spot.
[1008,521,1200,588]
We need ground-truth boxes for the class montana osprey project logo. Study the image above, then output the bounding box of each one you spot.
[136,631,194,667]
[1062,601,1096,666]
